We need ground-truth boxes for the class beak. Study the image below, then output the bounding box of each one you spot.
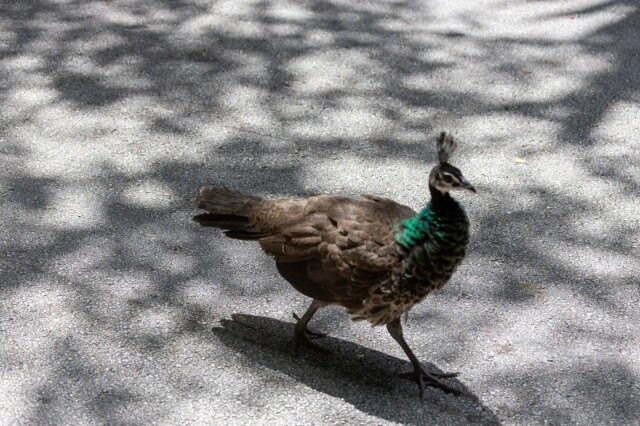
[459,176,476,193]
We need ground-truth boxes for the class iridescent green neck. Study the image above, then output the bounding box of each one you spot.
[395,197,469,252]
[395,202,437,249]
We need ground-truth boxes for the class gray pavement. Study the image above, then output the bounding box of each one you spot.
[1,0,639,424]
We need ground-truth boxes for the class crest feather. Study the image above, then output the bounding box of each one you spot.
[436,132,457,163]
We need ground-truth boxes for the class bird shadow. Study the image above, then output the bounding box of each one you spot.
[211,314,501,425]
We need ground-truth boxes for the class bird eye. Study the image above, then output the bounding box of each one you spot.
[442,174,454,183]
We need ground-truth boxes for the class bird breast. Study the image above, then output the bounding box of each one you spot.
[347,278,436,326]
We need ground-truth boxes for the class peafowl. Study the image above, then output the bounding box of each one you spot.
[193,132,475,397]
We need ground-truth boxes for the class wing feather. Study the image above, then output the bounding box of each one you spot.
[254,195,415,303]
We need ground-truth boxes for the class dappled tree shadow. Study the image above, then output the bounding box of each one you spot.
[0,0,638,424]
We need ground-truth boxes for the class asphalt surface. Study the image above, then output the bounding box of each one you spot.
[1,0,639,424]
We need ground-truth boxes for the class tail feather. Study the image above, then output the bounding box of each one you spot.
[192,187,266,240]
[192,187,262,214]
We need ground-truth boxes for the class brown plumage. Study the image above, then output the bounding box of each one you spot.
[193,132,475,397]
[194,190,412,312]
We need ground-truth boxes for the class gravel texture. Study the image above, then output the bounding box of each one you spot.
[1,0,639,424]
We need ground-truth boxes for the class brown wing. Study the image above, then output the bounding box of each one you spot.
[255,194,415,305]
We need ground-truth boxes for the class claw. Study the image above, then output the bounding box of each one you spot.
[293,312,327,340]
[291,328,330,357]
[386,318,464,398]
[401,368,462,397]
[291,301,328,357]
[399,370,460,380]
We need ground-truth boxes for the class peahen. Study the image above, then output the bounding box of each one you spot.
[193,132,475,397]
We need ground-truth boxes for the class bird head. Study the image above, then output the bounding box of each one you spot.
[429,132,476,195]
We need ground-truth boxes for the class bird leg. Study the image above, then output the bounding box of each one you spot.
[398,370,459,380]
[292,312,327,339]
[291,299,328,356]
[386,318,462,397]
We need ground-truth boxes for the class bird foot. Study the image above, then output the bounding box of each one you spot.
[401,367,463,397]
[399,370,459,380]
[292,312,327,340]
[291,312,330,357]
[291,329,330,357]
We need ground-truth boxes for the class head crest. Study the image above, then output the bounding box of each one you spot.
[436,132,457,163]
